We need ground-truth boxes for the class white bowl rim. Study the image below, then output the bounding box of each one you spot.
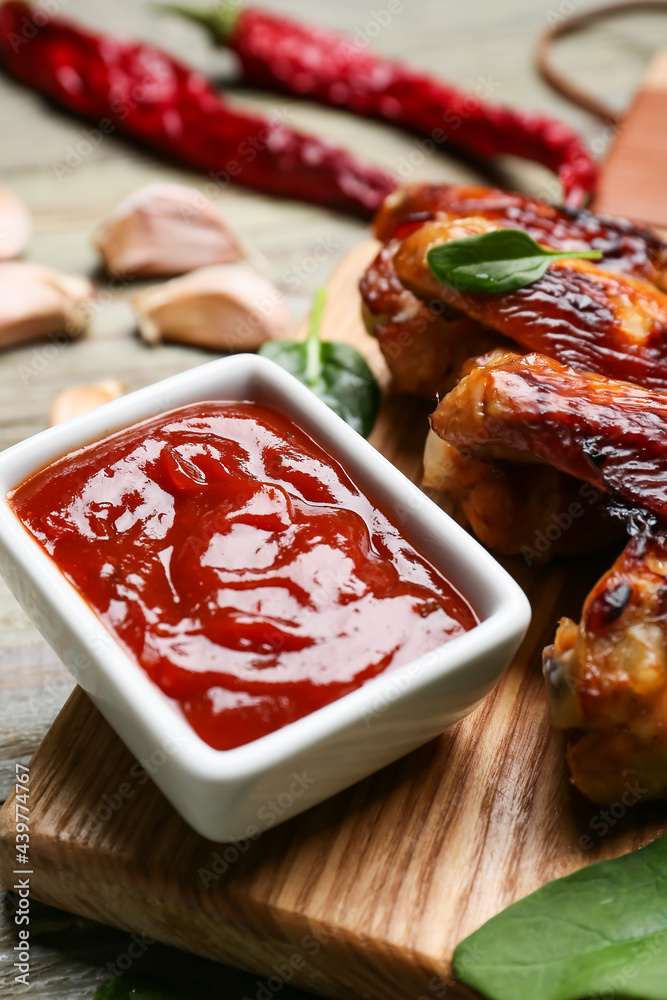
[0,354,531,782]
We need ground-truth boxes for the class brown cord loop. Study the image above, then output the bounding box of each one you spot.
[536,0,667,124]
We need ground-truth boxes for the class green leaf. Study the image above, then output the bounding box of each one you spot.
[427,228,603,294]
[259,289,381,438]
[453,834,667,1000]
[95,976,186,1000]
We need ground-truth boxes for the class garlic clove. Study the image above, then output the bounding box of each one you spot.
[94,182,242,278]
[132,264,293,351]
[49,380,125,426]
[0,187,30,260]
[0,261,94,350]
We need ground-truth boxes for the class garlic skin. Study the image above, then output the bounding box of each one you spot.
[0,262,94,349]
[0,188,30,260]
[50,380,125,426]
[94,183,242,278]
[132,264,293,351]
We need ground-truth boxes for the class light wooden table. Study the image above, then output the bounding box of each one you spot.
[1,1,666,996]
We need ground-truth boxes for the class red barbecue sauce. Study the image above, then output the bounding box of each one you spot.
[9,402,476,749]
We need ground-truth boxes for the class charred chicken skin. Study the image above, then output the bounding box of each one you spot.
[544,534,667,805]
[360,184,667,396]
[363,184,667,805]
[394,217,667,392]
[359,241,506,395]
[374,184,667,288]
[428,349,667,802]
[430,350,667,524]
[423,430,622,563]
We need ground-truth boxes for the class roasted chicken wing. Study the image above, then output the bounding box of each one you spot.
[363,185,667,805]
[423,430,621,562]
[428,348,667,800]
[359,241,505,395]
[430,350,667,524]
[360,184,667,396]
[394,217,667,392]
[374,183,667,288]
[544,533,667,804]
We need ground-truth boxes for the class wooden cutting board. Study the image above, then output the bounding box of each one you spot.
[3,54,667,998]
[1,239,666,1000]
[593,49,667,229]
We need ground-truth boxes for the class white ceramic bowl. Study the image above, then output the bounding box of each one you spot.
[0,355,530,841]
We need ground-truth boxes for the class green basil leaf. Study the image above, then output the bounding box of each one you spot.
[95,976,185,999]
[259,289,380,438]
[453,833,667,1000]
[427,228,603,294]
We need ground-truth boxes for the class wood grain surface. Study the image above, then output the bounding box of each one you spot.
[2,2,667,998]
[593,49,667,226]
[1,244,666,1000]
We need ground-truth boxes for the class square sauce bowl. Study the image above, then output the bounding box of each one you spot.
[0,355,530,841]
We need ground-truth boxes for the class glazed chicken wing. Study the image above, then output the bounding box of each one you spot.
[359,241,506,395]
[544,533,667,804]
[430,350,667,524]
[394,217,667,392]
[429,349,667,801]
[362,185,667,805]
[360,184,667,396]
[374,183,667,289]
[423,430,621,562]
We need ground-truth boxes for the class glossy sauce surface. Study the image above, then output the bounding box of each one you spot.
[10,402,476,749]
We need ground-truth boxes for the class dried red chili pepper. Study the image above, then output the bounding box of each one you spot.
[163,3,598,207]
[0,1,396,217]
